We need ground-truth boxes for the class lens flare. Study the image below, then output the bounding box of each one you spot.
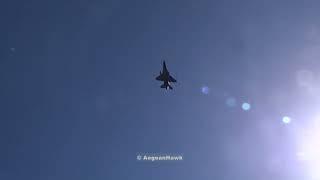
[225,97,237,107]
[201,86,210,95]
[282,116,291,124]
[241,102,251,111]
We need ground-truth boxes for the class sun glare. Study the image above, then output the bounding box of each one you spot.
[296,116,320,179]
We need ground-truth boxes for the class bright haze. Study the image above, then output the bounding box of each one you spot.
[1,0,320,180]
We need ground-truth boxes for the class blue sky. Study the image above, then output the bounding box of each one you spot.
[1,0,320,179]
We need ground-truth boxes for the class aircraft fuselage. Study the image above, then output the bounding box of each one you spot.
[156,61,176,90]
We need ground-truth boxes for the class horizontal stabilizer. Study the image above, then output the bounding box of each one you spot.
[168,75,177,82]
[160,84,173,90]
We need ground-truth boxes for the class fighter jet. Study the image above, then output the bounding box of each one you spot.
[156,61,177,90]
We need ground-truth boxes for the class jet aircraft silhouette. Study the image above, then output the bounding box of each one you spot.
[155,61,177,90]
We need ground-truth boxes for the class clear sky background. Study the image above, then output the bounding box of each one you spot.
[1,0,320,179]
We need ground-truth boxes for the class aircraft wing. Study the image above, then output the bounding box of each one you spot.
[156,74,165,81]
[168,75,177,82]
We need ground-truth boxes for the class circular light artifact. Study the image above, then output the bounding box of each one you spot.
[225,97,236,107]
[242,102,251,111]
[201,86,210,95]
[282,116,291,124]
